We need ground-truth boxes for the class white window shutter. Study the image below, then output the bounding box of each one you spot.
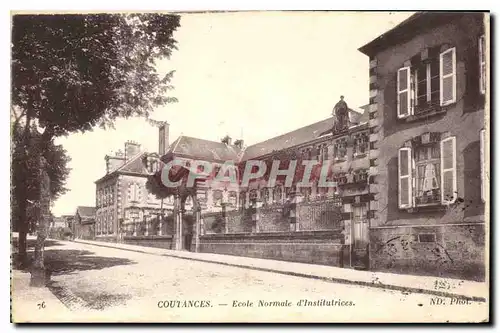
[440,47,457,106]
[480,129,486,202]
[398,147,413,208]
[397,67,412,118]
[440,136,457,204]
[479,35,486,95]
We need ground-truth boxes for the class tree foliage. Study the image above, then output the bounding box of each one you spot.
[11,13,180,138]
[11,13,181,262]
[11,122,71,232]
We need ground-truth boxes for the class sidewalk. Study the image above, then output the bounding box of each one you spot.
[74,239,488,302]
[11,269,76,323]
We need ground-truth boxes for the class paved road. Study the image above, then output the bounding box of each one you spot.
[31,240,487,322]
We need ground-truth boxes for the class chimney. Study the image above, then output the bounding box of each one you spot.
[234,139,244,149]
[124,140,141,162]
[158,121,170,156]
[221,135,232,146]
[105,150,125,174]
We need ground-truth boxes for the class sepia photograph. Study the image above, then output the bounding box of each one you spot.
[9,10,489,323]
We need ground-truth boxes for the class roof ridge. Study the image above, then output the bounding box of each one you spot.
[171,134,183,153]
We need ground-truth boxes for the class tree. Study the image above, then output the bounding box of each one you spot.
[11,13,180,280]
[11,116,71,265]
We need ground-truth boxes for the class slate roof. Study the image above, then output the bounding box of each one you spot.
[76,206,96,218]
[95,151,150,184]
[358,13,476,56]
[162,107,368,163]
[167,135,240,163]
[241,118,333,161]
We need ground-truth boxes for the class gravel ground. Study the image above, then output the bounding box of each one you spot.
[32,240,487,323]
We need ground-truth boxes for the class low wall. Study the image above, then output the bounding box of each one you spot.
[369,223,485,281]
[122,235,174,250]
[75,223,95,240]
[199,230,345,267]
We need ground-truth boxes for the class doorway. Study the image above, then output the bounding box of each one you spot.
[181,214,195,251]
[351,203,369,269]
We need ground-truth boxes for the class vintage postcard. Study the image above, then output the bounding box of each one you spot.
[10,11,490,323]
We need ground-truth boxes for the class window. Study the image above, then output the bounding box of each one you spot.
[322,145,329,161]
[333,138,347,160]
[318,186,328,197]
[480,129,486,202]
[397,46,456,119]
[353,169,369,183]
[213,190,223,207]
[479,35,486,95]
[313,146,321,161]
[239,191,246,209]
[300,187,311,201]
[316,144,328,162]
[398,134,457,209]
[229,191,238,207]
[301,148,312,160]
[415,144,440,205]
[353,132,369,156]
[273,186,282,203]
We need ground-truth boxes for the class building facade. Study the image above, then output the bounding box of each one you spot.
[359,13,488,280]
[121,98,373,268]
[94,136,168,242]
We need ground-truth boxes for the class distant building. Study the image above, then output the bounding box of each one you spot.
[358,12,487,280]
[74,206,96,240]
[50,216,67,229]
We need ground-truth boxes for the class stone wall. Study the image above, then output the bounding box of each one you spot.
[199,230,345,267]
[370,223,485,281]
[122,235,174,250]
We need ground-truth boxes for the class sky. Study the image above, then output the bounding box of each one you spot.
[52,11,414,216]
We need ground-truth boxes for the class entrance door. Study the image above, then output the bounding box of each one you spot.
[182,214,194,251]
[351,203,369,269]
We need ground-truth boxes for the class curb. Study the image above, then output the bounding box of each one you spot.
[73,239,487,303]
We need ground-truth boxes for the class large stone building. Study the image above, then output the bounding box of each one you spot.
[358,12,488,280]
[94,128,169,242]
[110,97,373,268]
[91,13,488,280]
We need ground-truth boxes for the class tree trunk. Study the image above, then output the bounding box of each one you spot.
[15,104,32,266]
[30,156,51,287]
[14,158,30,267]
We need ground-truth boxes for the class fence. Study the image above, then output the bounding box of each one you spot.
[122,215,175,236]
[201,196,343,235]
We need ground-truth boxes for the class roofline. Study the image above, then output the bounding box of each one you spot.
[358,12,421,56]
[95,151,148,184]
[358,12,483,56]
